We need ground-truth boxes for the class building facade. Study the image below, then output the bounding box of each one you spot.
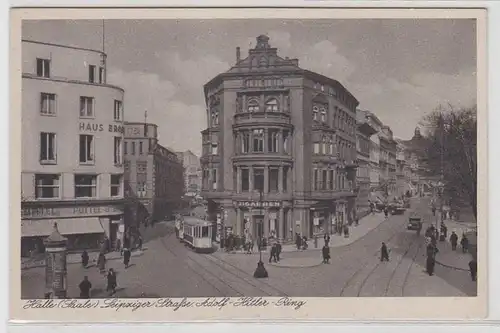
[379,126,398,197]
[356,110,377,217]
[123,122,184,230]
[176,150,202,197]
[21,40,125,256]
[201,35,359,242]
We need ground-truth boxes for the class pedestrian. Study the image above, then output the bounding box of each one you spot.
[324,234,331,247]
[380,242,389,262]
[81,250,89,268]
[97,252,106,273]
[275,241,282,263]
[79,276,92,299]
[322,245,330,264]
[115,238,121,253]
[468,258,477,282]
[449,231,458,250]
[295,233,301,250]
[384,207,389,219]
[355,217,359,226]
[268,243,277,263]
[137,235,143,251]
[106,268,118,295]
[302,236,308,250]
[426,255,436,276]
[461,234,469,253]
[123,248,131,268]
[343,224,349,238]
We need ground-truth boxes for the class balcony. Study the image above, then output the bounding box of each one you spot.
[232,153,293,164]
[234,111,291,127]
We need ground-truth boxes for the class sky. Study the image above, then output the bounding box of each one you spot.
[22,19,477,157]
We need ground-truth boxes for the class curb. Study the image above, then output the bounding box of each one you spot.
[435,260,469,272]
[268,261,324,269]
[21,251,145,270]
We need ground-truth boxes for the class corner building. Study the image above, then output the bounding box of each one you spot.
[21,40,125,255]
[201,35,358,241]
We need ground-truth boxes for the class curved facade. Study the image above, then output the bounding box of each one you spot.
[21,40,125,255]
[201,35,359,242]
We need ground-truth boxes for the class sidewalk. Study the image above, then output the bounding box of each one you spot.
[435,219,476,271]
[221,212,388,255]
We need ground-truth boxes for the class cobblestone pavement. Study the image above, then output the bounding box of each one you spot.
[22,198,476,298]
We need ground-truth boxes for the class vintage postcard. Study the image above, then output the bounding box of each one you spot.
[10,7,487,322]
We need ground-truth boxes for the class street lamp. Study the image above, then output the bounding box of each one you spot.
[253,188,268,278]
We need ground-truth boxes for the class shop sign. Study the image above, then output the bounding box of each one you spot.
[22,205,123,219]
[234,201,281,208]
[79,122,124,134]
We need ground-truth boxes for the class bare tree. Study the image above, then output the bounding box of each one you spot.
[418,104,477,220]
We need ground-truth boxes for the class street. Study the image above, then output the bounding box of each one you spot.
[21,197,476,299]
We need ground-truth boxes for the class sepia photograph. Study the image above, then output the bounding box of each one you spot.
[10,7,487,321]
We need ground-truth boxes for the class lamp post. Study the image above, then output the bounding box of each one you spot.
[254,188,268,278]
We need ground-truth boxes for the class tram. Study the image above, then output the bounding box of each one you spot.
[178,216,214,253]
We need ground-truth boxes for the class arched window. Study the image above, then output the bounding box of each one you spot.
[320,107,327,123]
[312,106,319,121]
[211,110,219,126]
[265,98,279,112]
[247,99,259,113]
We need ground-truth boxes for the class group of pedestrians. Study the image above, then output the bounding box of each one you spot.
[78,268,118,299]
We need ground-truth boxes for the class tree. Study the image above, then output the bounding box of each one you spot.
[418,104,477,220]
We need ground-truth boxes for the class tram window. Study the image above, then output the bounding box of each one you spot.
[202,226,209,237]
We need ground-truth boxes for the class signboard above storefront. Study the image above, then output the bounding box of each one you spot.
[21,204,123,219]
[233,201,281,208]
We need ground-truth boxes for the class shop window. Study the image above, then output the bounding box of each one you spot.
[241,168,249,192]
[110,175,121,197]
[268,130,279,153]
[36,58,50,78]
[253,168,264,191]
[241,131,250,153]
[40,93,56,115]
[252,129,264,152]
[40,132,57,164]
[265,98,279,112]
[75,174,97,198]
[35,174,60,199]
[79,134,94,164]
[269,168,279,192]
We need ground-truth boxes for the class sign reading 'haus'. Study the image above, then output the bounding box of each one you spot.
[234,201,281,208]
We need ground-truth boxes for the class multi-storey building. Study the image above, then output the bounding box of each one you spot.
[356,110,377,217]
[176,150,202,197]
[123,122,185,231]
[379,126,398,197]
[364,111,383,191]
[201,35,359,241]
[21,40,125,256]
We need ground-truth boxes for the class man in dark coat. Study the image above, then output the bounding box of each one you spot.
[468,259,477,281]
[275,241,282,263]
[106,268,118,295]
[450,231,458,250]
[81,250,89,268]
[384,207,389,219]
[123,248,131,268]
[461,234,469,253]
[426,255,436,276]
[380,242,389,261]
[97,252,106,273]
[295,233,301,250]
[268,244,277,263]
[79,276,92,299]
[324,234,331,246]
[322,245,330,264]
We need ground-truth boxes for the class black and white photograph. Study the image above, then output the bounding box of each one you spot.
[11,7,487,321]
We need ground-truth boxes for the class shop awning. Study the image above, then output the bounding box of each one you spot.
[21,218,105,237]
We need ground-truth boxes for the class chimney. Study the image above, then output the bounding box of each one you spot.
[236,47,241,63]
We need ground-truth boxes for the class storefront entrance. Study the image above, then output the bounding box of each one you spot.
[253,215,264,239]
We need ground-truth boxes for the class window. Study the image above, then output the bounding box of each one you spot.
[40,93,56,115]
[253,168,264,191]
[40,132,56,163]
[36,58,50,78]
[124,142,128,154]
[110,175,121,197]
[241,168,249,192]
[265,98,279,112]
[114,137,122,165]
[247,99,259,112]
[114,100,122,121]
[322,137,328,154]
[75,174,97,198]
[253,129,264,152]
[313,106,319,121]
[283,131,290,153]
[79,134,94,163]
[80,97,94,118]
[313,142,320,154]
[139,141,143,155]
[89,65,96,83]
[35,174,59,199]
[329,138,334,155]
[320,107,327,123]
[131,142,136,155]
[268,130,279,153]
[211,110,219,126]
[322,170,327,190]
[282,167,288,192]
[269,168,279,192]
[211,169,217,190]
[137,182,146,197]
[211,142,218,155]
[241,131,250,153]
[99,67,105,84]
[313,168,319,191]
[329,169,334,190]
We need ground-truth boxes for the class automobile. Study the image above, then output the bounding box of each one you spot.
[407,216,423,231]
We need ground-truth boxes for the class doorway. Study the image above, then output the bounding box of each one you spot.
[253,215,264,238]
